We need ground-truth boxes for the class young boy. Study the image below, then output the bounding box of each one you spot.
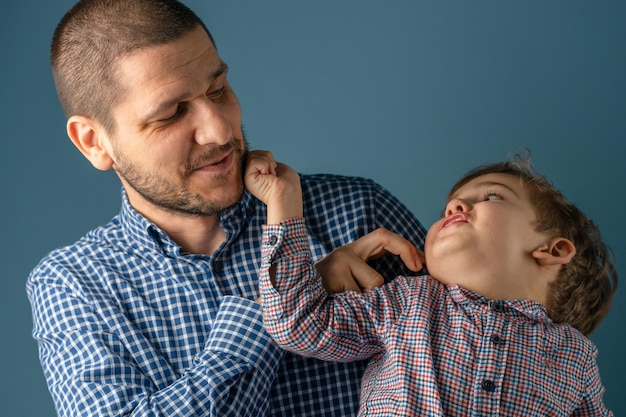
[244,152,617,416]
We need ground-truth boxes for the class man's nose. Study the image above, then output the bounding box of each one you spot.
[192,98,232,146]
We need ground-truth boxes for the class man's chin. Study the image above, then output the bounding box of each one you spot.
[190,186,245,216]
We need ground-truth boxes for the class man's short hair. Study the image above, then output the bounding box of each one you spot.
[51,0,214,133]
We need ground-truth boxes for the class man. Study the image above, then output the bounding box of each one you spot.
[27,1,426,416]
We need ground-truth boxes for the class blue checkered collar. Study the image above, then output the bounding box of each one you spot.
[117,187,258,258]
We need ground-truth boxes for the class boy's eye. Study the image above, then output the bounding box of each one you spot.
[483,191,503,201]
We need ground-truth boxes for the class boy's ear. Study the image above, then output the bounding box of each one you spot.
[532,237,576,266]
[67,115,114,171]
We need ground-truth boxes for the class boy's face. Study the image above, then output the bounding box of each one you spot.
[425,173,551,291]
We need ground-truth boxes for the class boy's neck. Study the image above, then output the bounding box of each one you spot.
[433,261,553,305]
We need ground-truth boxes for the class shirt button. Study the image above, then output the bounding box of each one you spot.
[481,379,496,392]
[213,261,223,274]
[490,334,505,346]
[269,235,278,245]
[491,301,505,313]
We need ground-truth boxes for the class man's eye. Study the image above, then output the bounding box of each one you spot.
[207,87,226,101]
[159,105,184,123]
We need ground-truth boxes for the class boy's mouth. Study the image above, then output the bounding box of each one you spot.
[441,212,468,230]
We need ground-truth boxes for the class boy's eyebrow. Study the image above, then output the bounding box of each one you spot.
[144,62,229,121]
[451,180,522,200]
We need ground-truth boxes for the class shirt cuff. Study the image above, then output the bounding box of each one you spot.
[203,296,283,374]
[261,217,310,266]
[260,218,319,324]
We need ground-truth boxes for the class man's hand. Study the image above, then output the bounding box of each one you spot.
[244,150,303,223]
[316,228,424,293]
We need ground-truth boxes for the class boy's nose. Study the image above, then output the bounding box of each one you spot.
[445,198,471,217]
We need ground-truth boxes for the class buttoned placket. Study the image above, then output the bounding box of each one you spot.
[471,300,511,415]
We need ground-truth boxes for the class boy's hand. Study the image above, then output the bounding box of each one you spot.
[245,150,303,223]
[316,228,424,293]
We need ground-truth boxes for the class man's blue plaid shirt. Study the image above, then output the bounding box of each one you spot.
[27,174,426,417]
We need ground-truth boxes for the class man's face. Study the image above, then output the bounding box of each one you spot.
[104,26,247,217]
[425,173,548,284]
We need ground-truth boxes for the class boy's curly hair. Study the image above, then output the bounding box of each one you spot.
[448,152,618,336]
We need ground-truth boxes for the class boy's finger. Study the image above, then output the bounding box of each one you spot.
[350,229,422,272]
[349,261,384,291]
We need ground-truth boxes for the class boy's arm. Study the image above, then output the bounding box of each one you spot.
[259,218,388,361]
[244,150,303,224]
[315,228,423,293]
[244,151,422,291]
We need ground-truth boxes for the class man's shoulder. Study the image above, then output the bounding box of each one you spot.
[298,173,385,214]
[28,217,127,283]
[300,172,378,188]
[299,173,386,198]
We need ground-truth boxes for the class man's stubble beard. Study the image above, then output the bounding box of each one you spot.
[113,136,249,217]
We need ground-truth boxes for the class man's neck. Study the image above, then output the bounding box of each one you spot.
[128,194,226,256]
[159,216,226,256]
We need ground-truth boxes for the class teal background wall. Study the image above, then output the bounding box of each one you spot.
[2,1,624,415]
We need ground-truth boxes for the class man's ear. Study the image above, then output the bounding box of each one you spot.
[67,115,114,171]
[532,237,576,266]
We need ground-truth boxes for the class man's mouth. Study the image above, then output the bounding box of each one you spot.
[194,151,234,172]
[206,152,230,166]
[186,139,239,174]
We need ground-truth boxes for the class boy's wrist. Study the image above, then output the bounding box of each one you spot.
[267,192,304,224]
[267,195,303,224]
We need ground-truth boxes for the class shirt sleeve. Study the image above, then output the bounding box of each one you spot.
[27,268,283,417]
[572,345,614,417]
[260,217,408,362]
[370,180,427,278]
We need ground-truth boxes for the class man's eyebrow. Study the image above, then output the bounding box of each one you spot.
[145,61,229,121]
[212,62,228,81]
